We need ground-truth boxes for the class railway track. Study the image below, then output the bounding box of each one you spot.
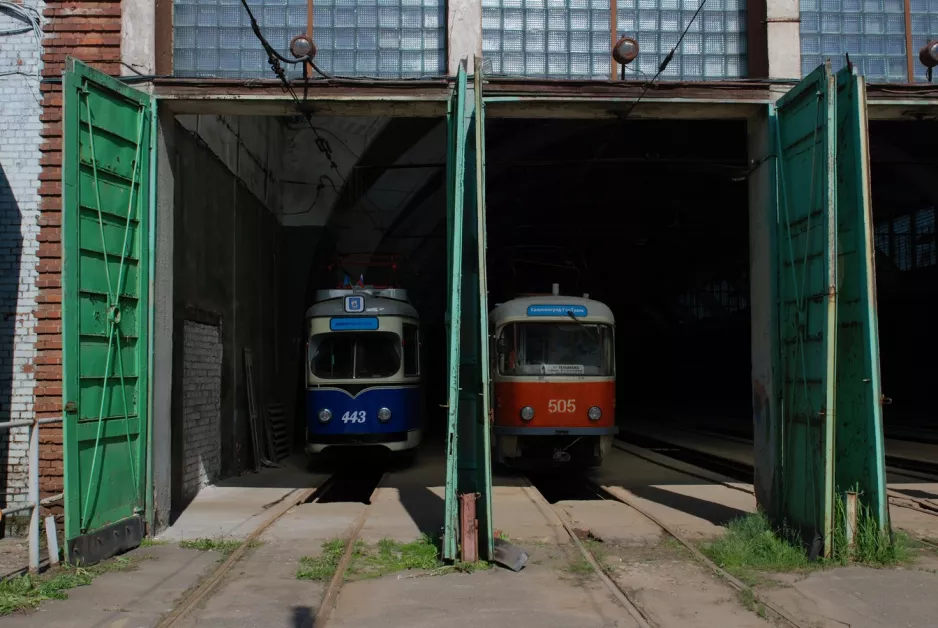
[616,429,938,518]
[155,469,385,628]
[520,471,809,628]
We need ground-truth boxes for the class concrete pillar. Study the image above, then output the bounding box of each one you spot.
[448,0,482,75]
[151,107,176,533]
[747,107,780,518]
[122,0,156,76]
[766,0,801,79]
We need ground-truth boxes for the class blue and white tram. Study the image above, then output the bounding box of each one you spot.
[305,288,423,461]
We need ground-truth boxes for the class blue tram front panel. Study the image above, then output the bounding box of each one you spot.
[306,385,422,453]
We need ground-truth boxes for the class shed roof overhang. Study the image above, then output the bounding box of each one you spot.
[153,77,775,119]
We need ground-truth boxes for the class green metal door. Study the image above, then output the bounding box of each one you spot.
[773,62,838,557]
[62,58,152,564]
[443,62,468,561]
[443,60,495,562]
[460,57,495,560]
[832,67,888,529]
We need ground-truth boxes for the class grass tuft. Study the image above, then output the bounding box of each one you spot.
[297,535,494,582]
[565,558,595,575]
[702,512,808,576]
[296,539,346,581]
[348,534,444,579]
[179,537,247,559]
[832,492,911,566]
[0,555,139,616]
[140,537,166,548]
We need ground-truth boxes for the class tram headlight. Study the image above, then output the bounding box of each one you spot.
[588,406,602,421]
[378,407,392,422]
[520,406,535,421]
[318,408,332,423]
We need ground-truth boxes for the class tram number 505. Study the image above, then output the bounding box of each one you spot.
[548,399,576,414]
[341,411,367,423]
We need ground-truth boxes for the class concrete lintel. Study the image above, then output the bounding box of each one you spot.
[485,100,766,120]
[158,98,447,118]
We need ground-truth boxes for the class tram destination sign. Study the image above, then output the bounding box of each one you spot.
[526,305,588,317]
[330,317,379,331]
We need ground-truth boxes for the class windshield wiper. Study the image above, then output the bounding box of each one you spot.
[567,310,599,342]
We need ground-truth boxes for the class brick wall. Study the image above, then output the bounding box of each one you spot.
[182,321,222,499]
[0,1,44,519]
[36,0,122,510]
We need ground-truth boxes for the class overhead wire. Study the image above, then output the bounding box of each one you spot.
[619,0,709,120]
[238,0,389,223]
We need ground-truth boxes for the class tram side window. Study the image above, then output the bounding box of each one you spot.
[403,323,419,376]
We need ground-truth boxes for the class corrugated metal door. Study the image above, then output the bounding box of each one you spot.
[62,58,152,564]
[773,61,838,557]
[443,62,468,561]
[832,67,888,529]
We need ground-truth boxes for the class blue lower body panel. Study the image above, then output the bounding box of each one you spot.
[306,385,422,453]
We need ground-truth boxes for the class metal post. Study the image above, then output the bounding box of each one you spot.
[45,516,60,567]
[845,490,858,556]
[28,420,40,572]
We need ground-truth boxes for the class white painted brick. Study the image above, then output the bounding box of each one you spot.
[182,321,223,499]
[0,1,43,515]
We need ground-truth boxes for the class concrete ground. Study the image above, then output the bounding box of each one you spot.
[2,440,937,627]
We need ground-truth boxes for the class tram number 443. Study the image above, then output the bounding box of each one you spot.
[341,411,367,423]
[548,400,576,413]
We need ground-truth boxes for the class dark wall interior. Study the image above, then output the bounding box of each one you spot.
[480,118,753,427]
[870,120,938,434]
[170,121,284,512]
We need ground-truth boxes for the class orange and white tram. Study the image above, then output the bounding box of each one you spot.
[490,286,616,469]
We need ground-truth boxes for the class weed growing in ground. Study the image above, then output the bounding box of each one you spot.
[179,537,248,559]
[702,512,808,577]
[0,555,139,616]
[703,504,912,586]
[349,534,493,578]
[565,558,594,575]
[297,535,495,582]
[296,539,346,581]
[832,492,911,566]
[140,537,166,548]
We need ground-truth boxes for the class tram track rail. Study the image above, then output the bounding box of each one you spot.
[520,472,809,628]
[616,429,938,518]
[155,469,386,628]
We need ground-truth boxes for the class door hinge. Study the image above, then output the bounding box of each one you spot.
[64,401,78,413]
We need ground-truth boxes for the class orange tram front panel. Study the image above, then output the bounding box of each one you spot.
[494,379,616,434]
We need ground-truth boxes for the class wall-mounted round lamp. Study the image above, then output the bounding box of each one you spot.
[612,36,639,66]
[290,34,316,60]
[920,40,938,82]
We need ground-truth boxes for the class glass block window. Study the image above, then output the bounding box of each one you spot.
[910,0,938,83]
[481,0,746,80]
[800,0,909,82]
[481,0,615,80]
[173,0,446,79]
[616,0,748,81]
[313,0,446,78]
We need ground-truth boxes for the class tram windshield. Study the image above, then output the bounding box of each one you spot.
[310,332,401,379]
[497,323,614,377]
